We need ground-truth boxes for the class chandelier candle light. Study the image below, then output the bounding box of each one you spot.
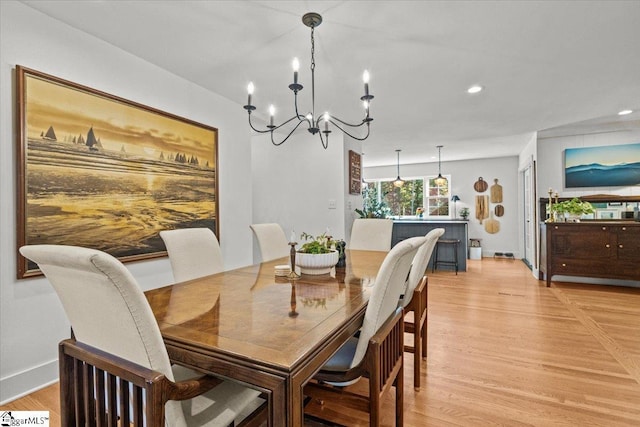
[243,12,374,149]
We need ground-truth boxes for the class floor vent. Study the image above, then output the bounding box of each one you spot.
[498,292,525,297]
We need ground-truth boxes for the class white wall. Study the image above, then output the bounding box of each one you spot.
[365,156,520,257]
[0,1,253,403]
[251,132,354,260]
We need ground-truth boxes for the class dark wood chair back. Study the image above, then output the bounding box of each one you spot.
[304,307,405,426]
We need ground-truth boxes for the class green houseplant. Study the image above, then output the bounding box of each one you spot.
[459,207,470,220]
[550,197,594,221]
[355,186,391,218]
[296,232,339,275]
[299,232,335,254]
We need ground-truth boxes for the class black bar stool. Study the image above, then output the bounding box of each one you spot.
[432,238,460,274]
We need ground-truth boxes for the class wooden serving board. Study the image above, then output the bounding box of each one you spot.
[495,204,504,217]
[475,195,489,224]
[484,212,500,234]
[474,177,488,192]
[490,178,503,203]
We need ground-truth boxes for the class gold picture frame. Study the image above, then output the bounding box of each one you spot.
[16,66,219,278]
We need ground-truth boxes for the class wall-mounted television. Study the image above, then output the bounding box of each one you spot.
[564,143,640,188]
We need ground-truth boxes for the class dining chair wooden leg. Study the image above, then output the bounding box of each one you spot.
[396,365,404,427]
[421,313,428,361]
[415,311,422,390]
[404,276,429,390]
[422,285,429,361]
[58,343,75,427]
[370,373,381,427]
[413,295,422,390]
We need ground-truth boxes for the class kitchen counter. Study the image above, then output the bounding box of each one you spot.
[392,218,470,224]
[392,220,469,271]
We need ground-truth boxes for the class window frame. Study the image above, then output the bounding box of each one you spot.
[423,174,452,219]
[363,175,452,219]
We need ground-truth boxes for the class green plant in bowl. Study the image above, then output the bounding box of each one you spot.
[296,232,339,275]
[299,232,335,254]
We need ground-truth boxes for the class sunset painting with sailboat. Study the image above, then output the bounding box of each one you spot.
[17,66,218,277]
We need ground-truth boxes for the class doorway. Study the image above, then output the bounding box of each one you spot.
[521,160,537,270]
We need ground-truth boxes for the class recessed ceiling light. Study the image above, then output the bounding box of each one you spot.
[618,109,633,115]
[467,85,483,94]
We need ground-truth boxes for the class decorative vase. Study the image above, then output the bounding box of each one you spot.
[296,251,339,275]
[567,213,581,222]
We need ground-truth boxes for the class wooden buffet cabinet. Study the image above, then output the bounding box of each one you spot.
[539,221,640,287]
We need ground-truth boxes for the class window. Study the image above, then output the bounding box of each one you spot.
[425,176,450,217]
[362,175,451,218]
[380,179,423,216]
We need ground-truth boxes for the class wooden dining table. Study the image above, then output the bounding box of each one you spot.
[145,249,387,426]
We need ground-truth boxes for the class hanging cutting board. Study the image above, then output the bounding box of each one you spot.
[485,212,500,234]
[495,204,505,217]
[490,178,503,203]
[474,177,488,192]
[475,195,489,224]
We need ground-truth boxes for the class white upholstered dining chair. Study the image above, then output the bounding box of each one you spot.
[20,244,266,427]
[348,218,394,251]
[249,223,289,262]
[160,227,224,282]
[401,227,444,389]
[304,235,427,426]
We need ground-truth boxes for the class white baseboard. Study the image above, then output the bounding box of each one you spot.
[0,359,58,405]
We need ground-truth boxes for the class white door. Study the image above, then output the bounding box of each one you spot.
[521,161,536,270]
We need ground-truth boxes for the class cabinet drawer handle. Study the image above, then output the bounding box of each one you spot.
[606,244,610,248]
[602,226,607,230]
[622,227,627,231]
[554,226,559,230]
[562,263,567,267]
[619,244,624,248]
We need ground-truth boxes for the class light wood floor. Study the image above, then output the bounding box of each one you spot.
[3,258,640,426]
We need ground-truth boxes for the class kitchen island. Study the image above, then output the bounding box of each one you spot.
[392,219,469,272]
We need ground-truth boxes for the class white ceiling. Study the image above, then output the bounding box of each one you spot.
[21,0,640,167]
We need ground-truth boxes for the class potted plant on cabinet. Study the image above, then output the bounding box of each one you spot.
[550,197,595,222]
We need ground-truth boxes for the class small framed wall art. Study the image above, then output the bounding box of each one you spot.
[348,150,362,195]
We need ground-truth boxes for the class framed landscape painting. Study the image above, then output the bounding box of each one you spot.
[564,143,640,188]
[16,66,219,278]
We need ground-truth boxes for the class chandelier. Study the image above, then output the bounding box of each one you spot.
[243,12,374,149]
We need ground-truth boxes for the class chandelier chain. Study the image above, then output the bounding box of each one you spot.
[310,26,316,72]
[310,26,316,121]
